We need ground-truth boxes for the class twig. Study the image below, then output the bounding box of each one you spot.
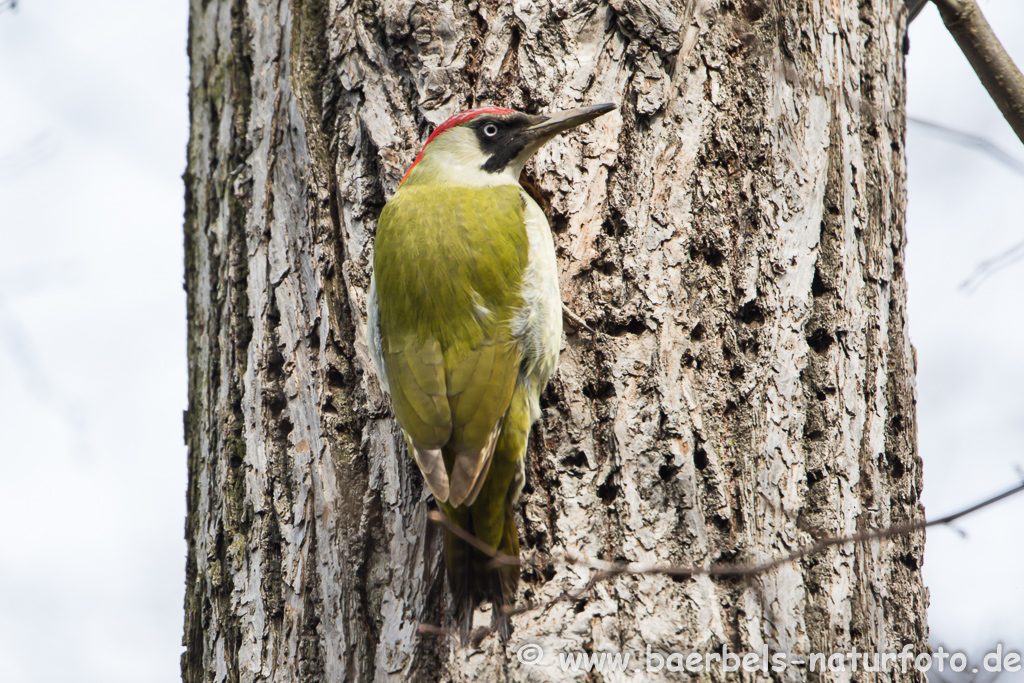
[908,116,1024,176]
[421,480,1024,638]
[427,510,502,558]
[959,238,1024,292]
[905,117,1024,292]
[931,0,1024,145]
[547,479,1023,581]
[417,623,456,638]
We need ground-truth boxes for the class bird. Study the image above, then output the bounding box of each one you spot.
[367,102,615,639]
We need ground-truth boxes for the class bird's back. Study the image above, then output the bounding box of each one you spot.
[372,183,531,502]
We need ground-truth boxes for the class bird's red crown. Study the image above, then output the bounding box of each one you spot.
[400,106,516,184]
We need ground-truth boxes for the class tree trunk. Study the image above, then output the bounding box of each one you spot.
[182,0,926,680]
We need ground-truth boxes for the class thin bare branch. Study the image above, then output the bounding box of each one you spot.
[691,478,1024,578]
[909,116,1024,176]
[421,480,1024,638]
[931,0,1024,145]
[907,116,1024,292]
[416,623,455,638]
[960,238,1024,292]
[426,510,501,558]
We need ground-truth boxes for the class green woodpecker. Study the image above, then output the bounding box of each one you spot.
[367,102,615,636]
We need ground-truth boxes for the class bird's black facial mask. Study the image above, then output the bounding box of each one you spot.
[470,113,540,174]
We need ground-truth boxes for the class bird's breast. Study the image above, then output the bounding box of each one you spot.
[511,190,562,395]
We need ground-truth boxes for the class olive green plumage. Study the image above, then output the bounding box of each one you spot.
[374,184,527,465]
[373,182,532,636]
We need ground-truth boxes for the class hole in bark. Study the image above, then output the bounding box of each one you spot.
[266,391,287,418]
[539,382,560,410]
[229,455,243,468]
[813,386,836,401]
[659,464,679,481]
[811,268,829,297]
[806,328,834,353]
[582,379,616,401]
[741,0,765,22]
[550,213,569,234]
[722,345,734,362]
[574,599,588,613]
[899,552,919,571]
[712,514,731,531]
[266,349,285,379]
[890,415,904,434]
[690,322,705,341]
[887,451,905,479]
[604,316,646,337]
[326,365,346,390]
[804,429,823,441]
[214,525,225,563]
[690,242,725,267]
[807,469,824,486]
[681,351,696,368]
[729,365,744,381]
[601,206,629,237]
[693,445,709,470]
[703,245,725,267]
[737,301,765,325]
[561,450,588,469]
[597,477,620,504]
[724,400,737,417]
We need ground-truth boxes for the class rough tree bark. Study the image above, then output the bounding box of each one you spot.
[182,0,927,680]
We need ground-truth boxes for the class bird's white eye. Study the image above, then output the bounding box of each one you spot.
[482,123,498,137]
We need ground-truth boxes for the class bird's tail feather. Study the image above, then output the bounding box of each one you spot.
[441,503,520,644]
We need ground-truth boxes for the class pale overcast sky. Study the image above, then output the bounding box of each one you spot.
[0,1,1021,681]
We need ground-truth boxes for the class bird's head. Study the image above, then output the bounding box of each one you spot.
[399,103,615,188]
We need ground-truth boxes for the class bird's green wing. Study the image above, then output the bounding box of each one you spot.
[374,184,529,506]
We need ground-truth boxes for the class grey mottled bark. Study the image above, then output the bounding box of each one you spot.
[183,0,927,681]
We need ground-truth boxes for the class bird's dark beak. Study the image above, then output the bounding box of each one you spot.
[491,102,615,175]
[521,103,616,141]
